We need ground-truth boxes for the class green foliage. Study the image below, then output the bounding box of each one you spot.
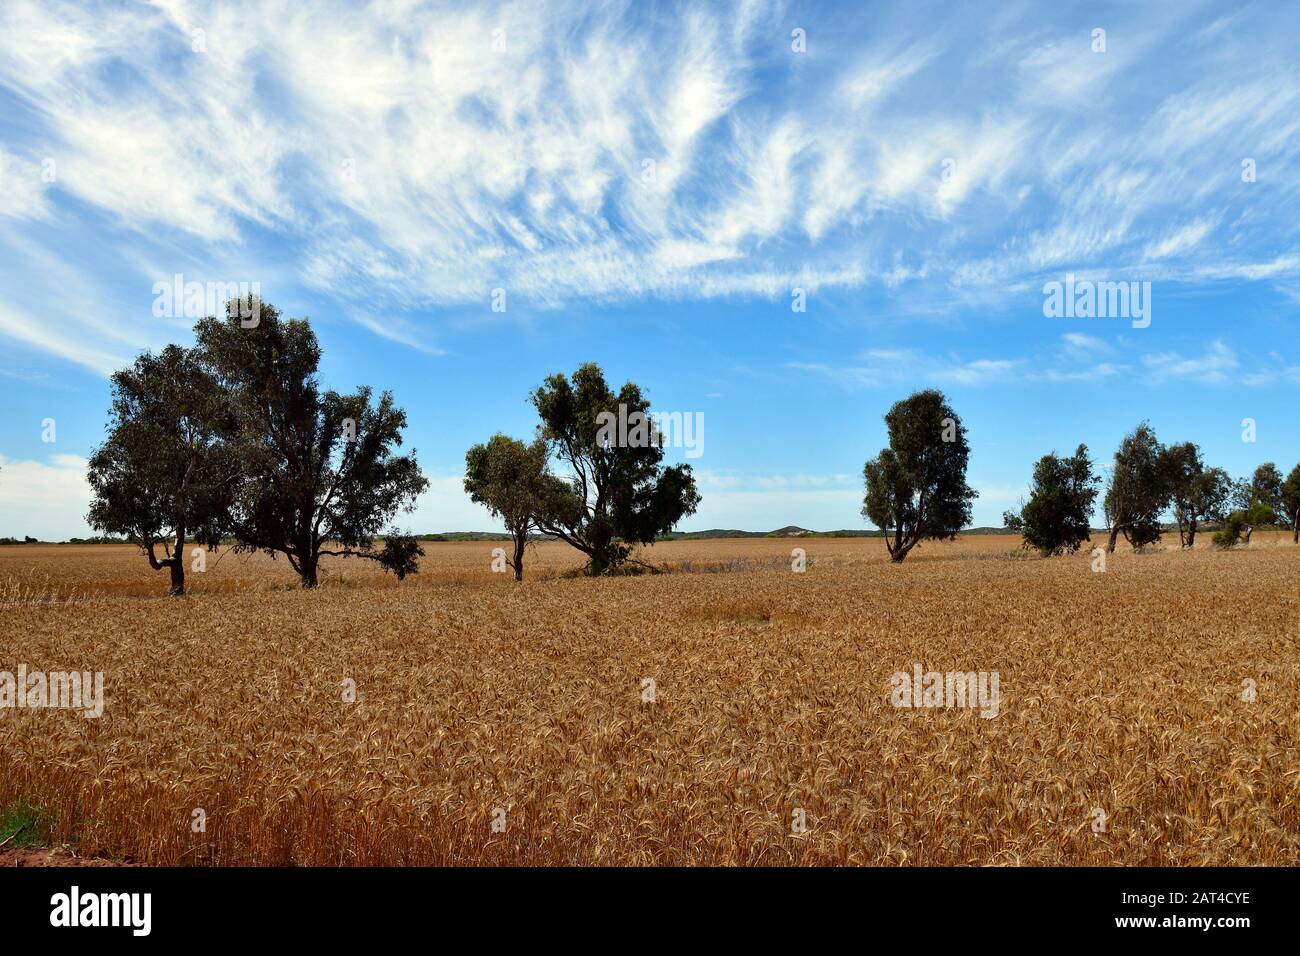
[375,535,424,581]
[87,344,234,595]
[0,798,51,849]
[529,363,700,574]
[1281,464,1300,541]
[1212,511,1247,549]
[862,390,977,562]
[89,301,428,591]
[1213,502,1275,549]
[464,435,554,529]
[1162,441,1231,548]
[464,434,567,580]
[1218,465,1284,547]
[1103,423,1168,551]
[1247,501,1277,526]
[1011,444,1099,556]
[193,298,428,587]
[1235,463,1284,519]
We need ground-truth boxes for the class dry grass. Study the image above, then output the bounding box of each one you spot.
[1,533,1297,865]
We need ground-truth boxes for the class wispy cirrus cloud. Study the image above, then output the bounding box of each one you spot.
[1140,339,1239,385]
[695,470,854,491]
[789,350,1025,388]
[1,0,1299,375]
[789,334,1300,390]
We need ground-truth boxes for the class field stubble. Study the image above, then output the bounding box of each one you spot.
[1,534,1297,865]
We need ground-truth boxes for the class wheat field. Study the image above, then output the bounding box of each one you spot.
[2,534,1297,865]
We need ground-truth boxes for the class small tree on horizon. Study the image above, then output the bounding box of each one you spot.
[1227,463,1283,546]
[464,434,567,581]
[862,389,977,563]
[1007,444,1100,556]
[1212,511,1247,549]
[1103,423,1168,553]
[1162,441,1231,549]
[1281,463,1300,544]
[530,363,700,574]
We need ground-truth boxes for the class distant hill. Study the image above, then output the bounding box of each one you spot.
[412,526,1026,541]
[668,526,1025,539]
[417,531,513,541]
[665,526,880,539]
[0,525,1171,545]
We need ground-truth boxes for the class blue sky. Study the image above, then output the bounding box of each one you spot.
[1,0,1298,539]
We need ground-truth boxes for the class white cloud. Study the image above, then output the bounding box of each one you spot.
[791,335,1282,389]
[348,312,447,356]
[1017,32,1145,103]
[0,149,49,220]
[1140,339,1239,385]
[790,352,1022,388]
[972,483,1029,506]
[0,302,127,377]
[2,1,1300,373]
[1061,332,1111,358]
[1143,219,1216,261]
[940,358,1019,386]
[0,454,93,540]
[404,473,500,534]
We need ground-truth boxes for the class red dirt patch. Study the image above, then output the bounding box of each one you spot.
[0,846,134,867]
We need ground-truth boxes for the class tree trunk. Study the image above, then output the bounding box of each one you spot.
[512,534,525,582]
[1185,524,1196,549]
[168,560,185,596]
[585,528,617,575]
[300,556,320,588]
[145,536,186,596]
[888,534,915,563]
[1243,525,1253,546]
[1106,525,1120,553]
[170,524,186,596]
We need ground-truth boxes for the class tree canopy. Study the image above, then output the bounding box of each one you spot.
[862,390,977,562]
[1162,441,1231,549]
[1281,464,1300,543]
[529,362,700,574]
[194,298,428,587]
[464,434,567,580]
[87,345,234,595]
[1008,444,1100,556]
[1103,423,1168,552]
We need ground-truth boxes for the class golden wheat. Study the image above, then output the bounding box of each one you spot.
[1,534,1297,865]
